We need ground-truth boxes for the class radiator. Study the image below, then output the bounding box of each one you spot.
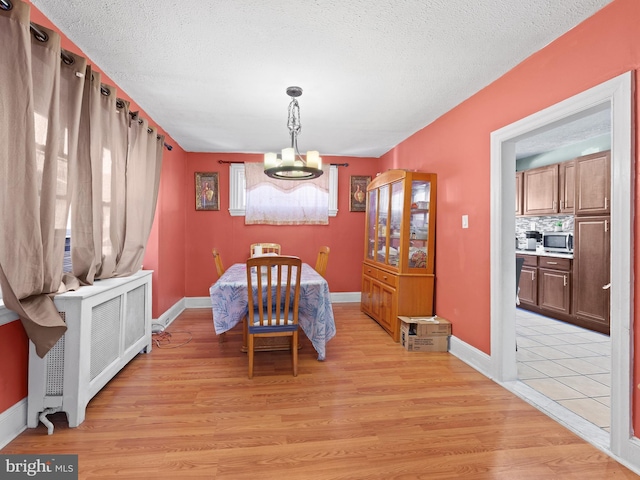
[27,270,152,433]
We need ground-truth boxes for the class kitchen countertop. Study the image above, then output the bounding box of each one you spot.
[516,246,573,259]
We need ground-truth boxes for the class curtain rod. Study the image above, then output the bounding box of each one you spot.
[218,160,349,167]
[22,16,175,152]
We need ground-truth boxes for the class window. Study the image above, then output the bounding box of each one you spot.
[229,163,338,217]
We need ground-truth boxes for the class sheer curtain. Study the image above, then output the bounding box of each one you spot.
[245,162,329,225]
[0,0,164,357]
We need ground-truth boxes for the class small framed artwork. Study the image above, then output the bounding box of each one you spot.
[350,175,371,212]
[195,172,220,211]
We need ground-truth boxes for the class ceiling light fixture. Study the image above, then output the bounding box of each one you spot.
[264,86,323,180]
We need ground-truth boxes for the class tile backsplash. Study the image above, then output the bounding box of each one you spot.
[516,215,574,238]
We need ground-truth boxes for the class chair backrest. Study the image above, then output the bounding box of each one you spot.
[212,248,225,277]
[250,243,281,257]
[315,246,330,277]
[246,255,301,327]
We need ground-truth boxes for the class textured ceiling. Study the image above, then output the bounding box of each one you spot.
[31,0,613,157]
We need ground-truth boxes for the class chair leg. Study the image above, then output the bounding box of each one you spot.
[292,330,298,377]
[248,334,254,379]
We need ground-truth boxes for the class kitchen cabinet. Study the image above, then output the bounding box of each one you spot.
[517,253,573,322]
[575,151,610,216]
[516,254,538,306]
[559,160,575,213]
[538,256,572,315]
[361,170,437,341]
[523,164,558,215]
[572,216,610,334]
[518,266,538,306]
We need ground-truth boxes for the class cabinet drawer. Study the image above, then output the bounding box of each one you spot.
[362,264,378,280]
[539,256,571,271]
[377,270,398,288]
[517,254,537,267]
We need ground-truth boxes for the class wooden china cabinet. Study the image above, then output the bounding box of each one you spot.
[361,170,437,341]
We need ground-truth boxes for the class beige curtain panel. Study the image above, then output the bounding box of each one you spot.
[0,0,164,357]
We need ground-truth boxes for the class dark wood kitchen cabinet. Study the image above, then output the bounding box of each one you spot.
[559,160,575,213]
[523,164,558,215]
[538,256,572,316]
[572,216,610,334]
[575,151,610,216]
[515,171,523,215]
[516,254,538,306]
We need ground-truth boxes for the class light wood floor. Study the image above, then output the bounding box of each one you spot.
[3,304,638,479]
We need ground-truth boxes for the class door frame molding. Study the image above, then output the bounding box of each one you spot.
[489,71,637,465]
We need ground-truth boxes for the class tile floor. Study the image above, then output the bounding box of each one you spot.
[516,308,611,431]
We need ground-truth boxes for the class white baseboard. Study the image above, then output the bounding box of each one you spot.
[448,335,492,378]
[0,399,26,450]
[155,298,186,328]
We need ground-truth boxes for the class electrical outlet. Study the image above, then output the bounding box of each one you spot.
[462,215,469,229]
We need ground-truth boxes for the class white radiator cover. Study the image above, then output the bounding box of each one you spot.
[27,270,152,431]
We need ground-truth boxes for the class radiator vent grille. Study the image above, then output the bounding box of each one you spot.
[46,312,66,396]
[90,296,121,380]
[125,285,146,349]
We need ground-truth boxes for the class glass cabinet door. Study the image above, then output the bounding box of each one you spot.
[408,180,431,269]
[377,185,389,263]
[365,189,377,260]
[388,181,404,267]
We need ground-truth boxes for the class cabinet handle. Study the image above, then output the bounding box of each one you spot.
[605,197,609,209]
[603,283,611,290]
[531,271,535,281]
[553,200,557,210]
[563,275,567,287]
[605,220,609,232]
[560,200,564,210]
[546,261,558,265]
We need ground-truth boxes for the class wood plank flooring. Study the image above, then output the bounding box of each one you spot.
[3,304,638,479]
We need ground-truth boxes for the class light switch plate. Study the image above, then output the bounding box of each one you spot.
[462,215,469,229]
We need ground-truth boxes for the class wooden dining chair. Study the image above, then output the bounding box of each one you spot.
[212,248,225,277]
[250,243,281,257]
[246,255,302,378]
[315,246,330,277]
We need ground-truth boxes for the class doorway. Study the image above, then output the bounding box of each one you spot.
[490,72,636,461]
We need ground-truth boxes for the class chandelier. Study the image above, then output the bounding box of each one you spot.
[263,86,323,180]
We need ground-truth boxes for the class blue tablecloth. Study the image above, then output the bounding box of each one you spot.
[209,263,336,360]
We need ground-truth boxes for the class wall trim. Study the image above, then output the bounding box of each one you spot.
[0,399,26,450]
[156,298,187,328]
[448,335,492,378]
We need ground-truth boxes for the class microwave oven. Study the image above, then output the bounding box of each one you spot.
[543,232,573,253]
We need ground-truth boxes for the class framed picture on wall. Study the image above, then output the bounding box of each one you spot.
[350,175,371,212]
[195,172,220,211]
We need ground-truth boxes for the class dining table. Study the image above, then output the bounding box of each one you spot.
[209,263,336,360]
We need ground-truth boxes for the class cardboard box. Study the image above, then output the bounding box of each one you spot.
[400,328,449,352]
[398,316,452,336]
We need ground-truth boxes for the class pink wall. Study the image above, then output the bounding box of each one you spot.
[0,321,28,412]
[380,0,640,433]
[184,153,380,296]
